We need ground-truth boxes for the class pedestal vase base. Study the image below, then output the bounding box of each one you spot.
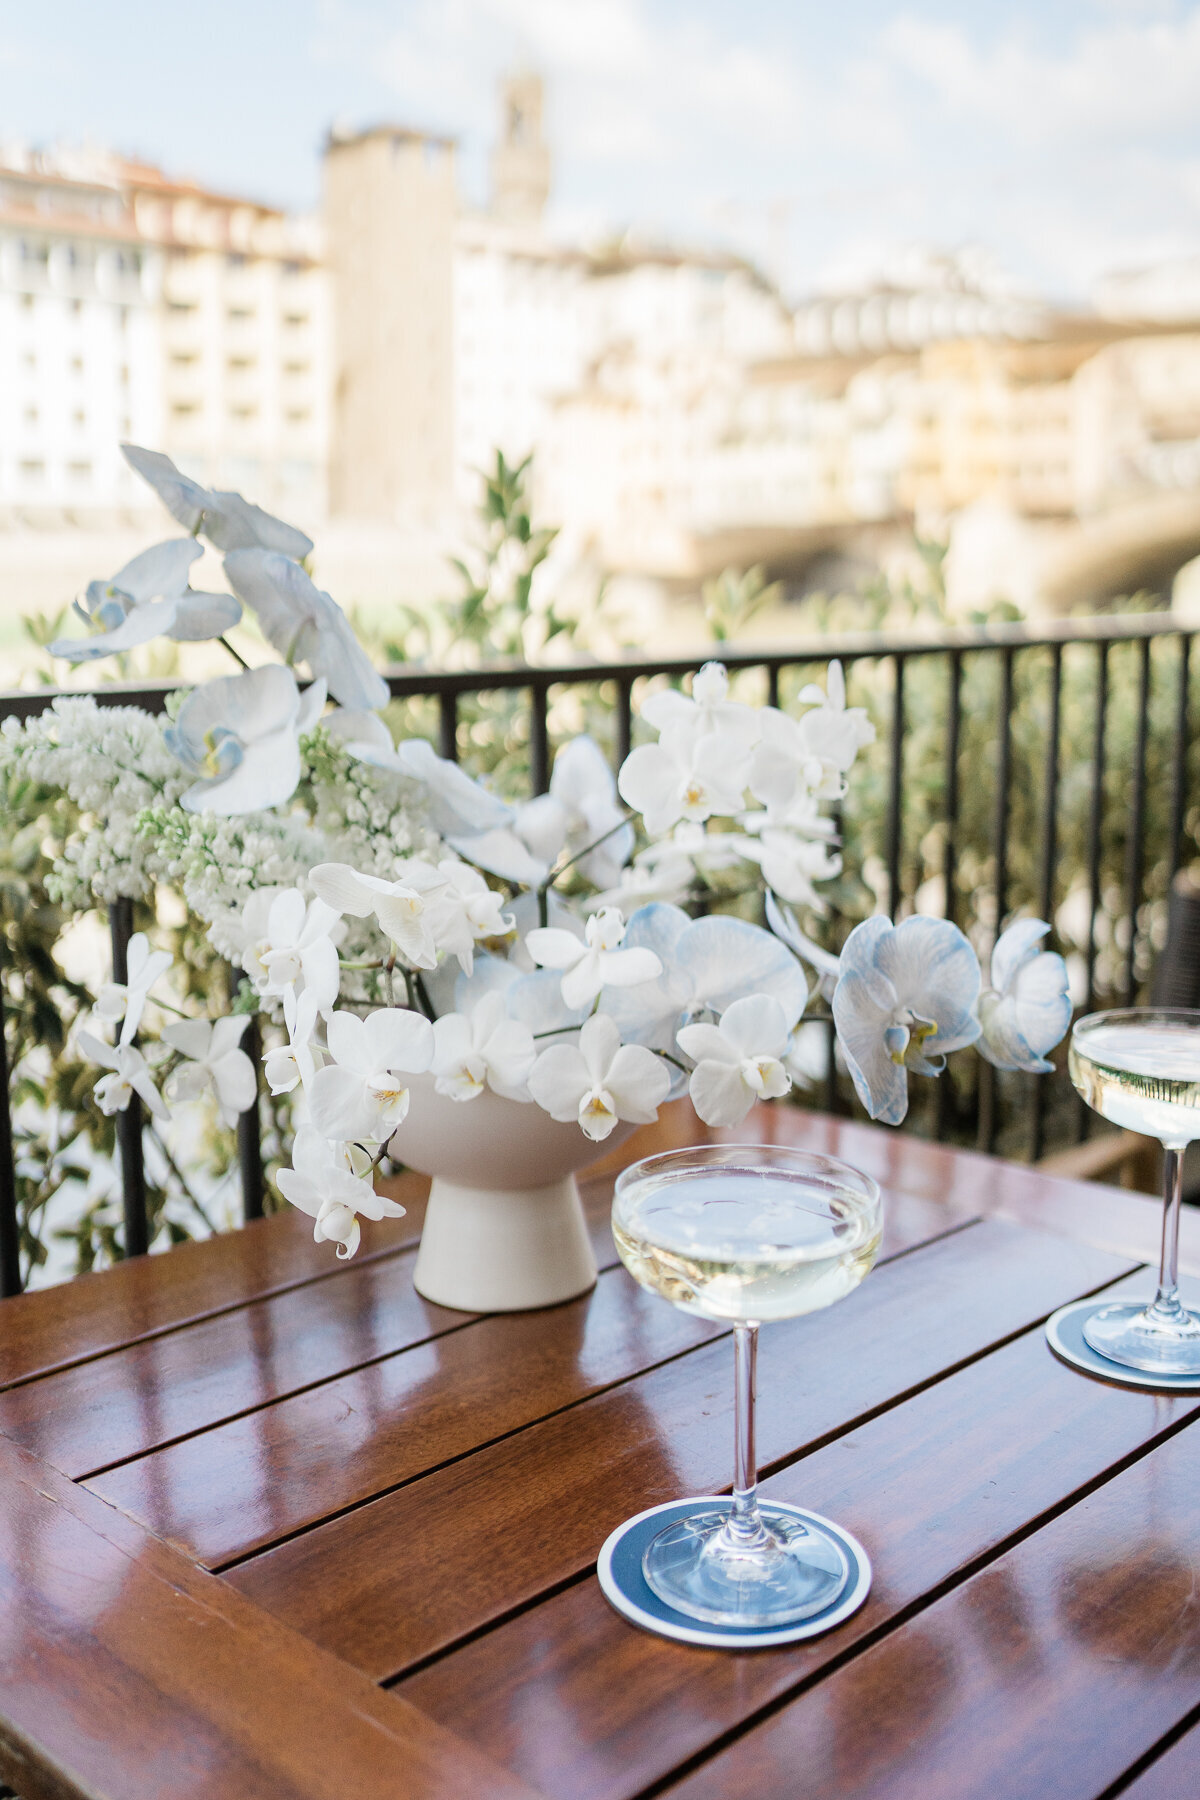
[412,1173,597,1314]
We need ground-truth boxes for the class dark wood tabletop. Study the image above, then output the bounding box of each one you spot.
[1,1101,1199,1800]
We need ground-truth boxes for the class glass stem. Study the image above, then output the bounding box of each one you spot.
[1150,1146,1187,1325]
[724,1323,769,1549]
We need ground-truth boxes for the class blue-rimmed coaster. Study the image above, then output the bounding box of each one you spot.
[1046,1297,1200,1391]
[596,1497,872,1649]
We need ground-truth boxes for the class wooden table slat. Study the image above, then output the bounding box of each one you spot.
[0,1435,541,1800]
[664,1419,1200,1800]
[81,1180,970,1566]
[400,1267,1196,1800]
[225,1219,1133,1680]
[1115,1714,1200,1799]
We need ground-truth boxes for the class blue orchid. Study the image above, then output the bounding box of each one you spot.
[166,664,327,815]
[602,902,809,1054]
[223,550,388,713]
[832,915,982,1126]
[49,539,242,662]
[977,919,1072,1072]
[121,443,314,559]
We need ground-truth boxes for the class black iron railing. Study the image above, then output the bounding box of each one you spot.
[0,610,1194,1291]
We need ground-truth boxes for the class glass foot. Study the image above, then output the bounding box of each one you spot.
[1082,1299,1200,1375]
[642,1503,850,1627]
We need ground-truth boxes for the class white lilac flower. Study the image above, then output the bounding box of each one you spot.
[121,444,314,559]
[977,919,1072,1073]
[240,888,341,1029]
[618,724,752,837]
[161,1016,257,1127]
[603,903,809,1052]
[309,860,444,969]
[528,1014,671,1141]
[526,907,662,1011]
[77,1032,169,1121]
[166,664,327,815]
[223,549,388,712]
[430,993,536,1102]
[832,915,982,1127]
[95,932,173,1046]
[49,538,242,662]
[275,1129,404,1260]
[308,1007,435,1144]
[677,994,793,1127]
[639,662,760,747]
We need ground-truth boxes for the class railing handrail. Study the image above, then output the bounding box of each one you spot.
[0,609,1193,720]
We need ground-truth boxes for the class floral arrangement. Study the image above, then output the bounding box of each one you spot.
[2,446,1073,1264]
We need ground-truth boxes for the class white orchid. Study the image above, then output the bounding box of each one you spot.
[528,1013,671,1141]
[736,825,842,910]
[832,915,982,1126]
[77,1032,169,1121]
[308,1007,435,1143]
[240,888,341,1029]
[603,904,809,1052]
[166,663,327,815]
[528,735,635,888]
[976,919,1072,1073]
[310,860,443,969]
[263,991,323,1096]
[796,660,876,773]
[95,932,173,1046]
[275,1129,404,1260]
[49,538,242,662]
[526,907,662,1010]
[677,993,793,1127]
[430,993,536,1102]
[121,443,314,559]
[162,1016,257,1127]
[422,860,513,974]
[223,550,388,713]
[640,662,760,747]
[618,724,752,836]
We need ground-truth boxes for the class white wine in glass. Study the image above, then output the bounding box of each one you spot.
[612,1145,882,1628]
[1069,1008,1200,1375]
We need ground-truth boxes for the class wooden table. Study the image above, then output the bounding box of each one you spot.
[1,1102,1200,1800]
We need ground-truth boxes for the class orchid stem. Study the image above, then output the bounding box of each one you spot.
[218,635,251,671]
[547,810,634,888]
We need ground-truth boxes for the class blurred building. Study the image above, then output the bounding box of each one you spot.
[0,143,326,528]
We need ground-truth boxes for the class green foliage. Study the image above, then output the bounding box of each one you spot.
[703,565,782,643]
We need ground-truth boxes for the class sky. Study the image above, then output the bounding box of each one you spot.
[3,0,1200,301]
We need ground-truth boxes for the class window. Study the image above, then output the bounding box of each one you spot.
[230,404,258,420]
[20,293,34,311]
[228,355,255,371]
[23,407,37,426]
[168,300,196,314]
[68,460,92,482]
[286,407,311,424]
[172,401,200,417]
[20,352,35,371]
[170,351,198,366]
[228,306,255,322]
[284,359,309,375]
[70,356,83,375]
[19,460,44,481]
[283,311,308,327]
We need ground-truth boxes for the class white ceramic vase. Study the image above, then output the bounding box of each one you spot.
[392,1074,633,1313]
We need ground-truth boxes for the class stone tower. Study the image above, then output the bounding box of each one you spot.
[489,72,551,226]
[323,126,457,521]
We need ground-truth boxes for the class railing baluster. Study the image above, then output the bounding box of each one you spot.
[109,898,149,1258]
[992,648,1015,939]
[766,662,780,709]
[0,980,22,1296]
[1031,642,1062,1161]
[935,650,962,1143]
[1170,634,1192,885]
[1123,636,1152,1007]
[615,675,632,772]
[438,690,458,764]
[238,1016,265,1223]
[1079,641,1110,1142]
[886,654,905,920]
[530,681,550,796]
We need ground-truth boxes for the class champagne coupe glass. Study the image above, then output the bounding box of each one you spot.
[1069,1008,1200,1374]
[611,1144,883,1627]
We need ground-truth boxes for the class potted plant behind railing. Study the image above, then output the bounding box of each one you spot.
[0,446,1073,1309]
